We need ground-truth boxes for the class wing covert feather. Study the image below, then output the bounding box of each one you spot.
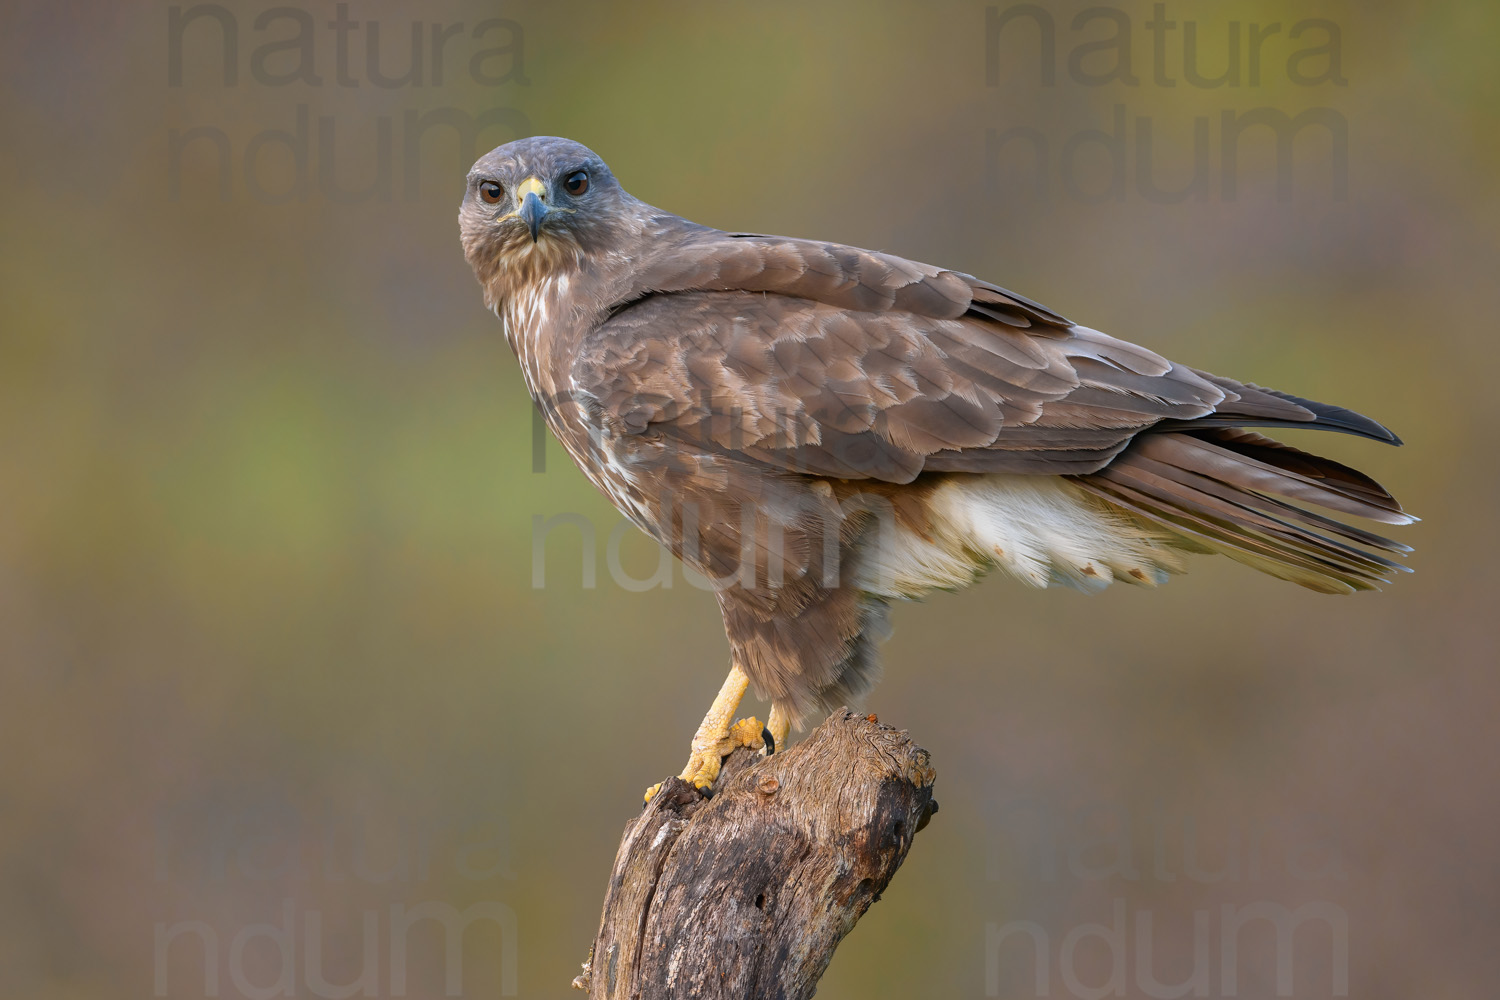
[573,286,1231,482]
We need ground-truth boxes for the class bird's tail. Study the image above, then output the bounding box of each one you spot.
[1073,425,1415,594]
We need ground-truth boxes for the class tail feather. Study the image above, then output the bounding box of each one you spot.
[1150,430,1410,523]
[1117,451,1412,567]
[1074,424,1413,595]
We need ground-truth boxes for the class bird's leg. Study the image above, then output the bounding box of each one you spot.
[645,664,763,802]
[764,702,793,756]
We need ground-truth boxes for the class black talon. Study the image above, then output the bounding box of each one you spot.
[762,726,776,755]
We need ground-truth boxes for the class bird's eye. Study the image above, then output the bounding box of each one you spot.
[564,170,589,196]
[479,181,504,204]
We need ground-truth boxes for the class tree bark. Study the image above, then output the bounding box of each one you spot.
[572,709,938,999]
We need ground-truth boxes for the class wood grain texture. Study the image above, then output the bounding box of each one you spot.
[572,710,938,999]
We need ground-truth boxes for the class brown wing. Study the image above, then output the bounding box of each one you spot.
[573,229,1350,481]
[576,291,1215,479]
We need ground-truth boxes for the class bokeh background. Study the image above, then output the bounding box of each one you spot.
[3,1,1497,997]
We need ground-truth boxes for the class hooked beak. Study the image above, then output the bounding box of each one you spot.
[516,176,548,242]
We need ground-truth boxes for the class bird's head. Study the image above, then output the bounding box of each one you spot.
[459,136,629,308]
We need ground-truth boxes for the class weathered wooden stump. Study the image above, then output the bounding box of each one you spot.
[573,709,938,999]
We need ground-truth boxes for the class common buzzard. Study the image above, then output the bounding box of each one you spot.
[458,137,1412,798]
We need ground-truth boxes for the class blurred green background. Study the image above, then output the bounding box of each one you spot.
[2,1,1497,997]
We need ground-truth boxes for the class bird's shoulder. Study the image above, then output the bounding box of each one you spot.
[618,220,1074,329]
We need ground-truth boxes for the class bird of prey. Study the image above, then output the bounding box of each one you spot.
[459,136,1412,798]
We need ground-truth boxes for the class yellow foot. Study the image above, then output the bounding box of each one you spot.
[644,717,764,803]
